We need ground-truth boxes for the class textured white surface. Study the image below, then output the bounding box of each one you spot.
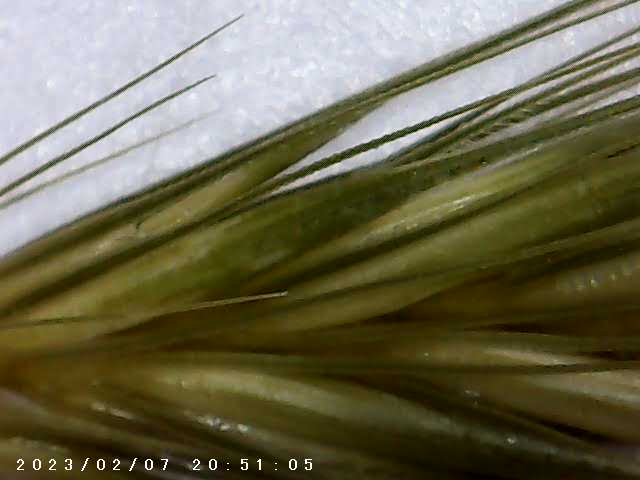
[1,0,640,254]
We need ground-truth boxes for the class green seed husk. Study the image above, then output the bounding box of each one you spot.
[3,2,640,479]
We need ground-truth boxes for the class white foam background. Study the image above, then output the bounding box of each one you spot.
[1,0,639,254]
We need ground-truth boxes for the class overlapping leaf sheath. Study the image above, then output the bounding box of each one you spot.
[2,0,637,320]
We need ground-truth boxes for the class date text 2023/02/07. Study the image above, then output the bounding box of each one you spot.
[16,457,314,474]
